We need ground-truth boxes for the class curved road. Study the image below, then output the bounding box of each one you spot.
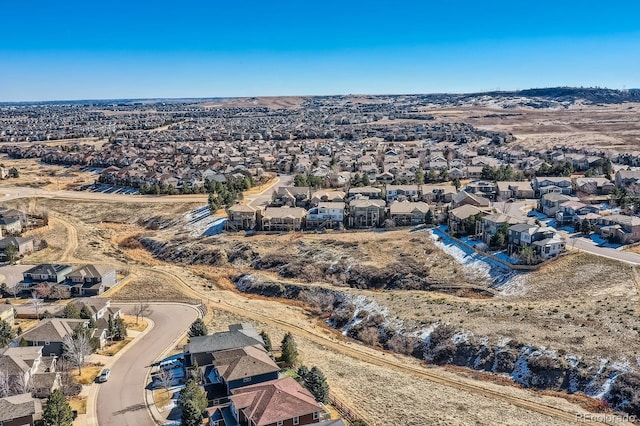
[95,304,199,426]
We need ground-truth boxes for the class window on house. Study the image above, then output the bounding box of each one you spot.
[243,377,251,383]
[44,341,50,345]
[313,412,320,420]
[277,421,283,426]
[293,416,300,425]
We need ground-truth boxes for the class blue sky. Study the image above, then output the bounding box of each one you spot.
[1,1,639,101]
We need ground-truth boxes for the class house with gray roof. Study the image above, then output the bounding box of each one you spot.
[19,318,88,356]
[0,393,42,426]
[65,264,117,296]
[185,323,264,367]
[22,264,72,284]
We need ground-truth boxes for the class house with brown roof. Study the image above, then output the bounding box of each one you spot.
[0,303,15,323]
[222,376,327,426]
[348,199,386,228]
[274,187,311,208]
[0,237,35,260]
[207,345,279,394]
[595,214,640,244]
[448,205,487,235]
[0,393,43,426]
[0,346,59,398]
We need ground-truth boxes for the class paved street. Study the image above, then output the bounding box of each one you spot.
[95,304,199,426]
[564,233,640,265]
[247,174,294,208]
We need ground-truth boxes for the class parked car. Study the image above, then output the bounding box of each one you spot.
[97,368,111,383]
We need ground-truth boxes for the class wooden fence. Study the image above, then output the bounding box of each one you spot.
[328,394,368,426]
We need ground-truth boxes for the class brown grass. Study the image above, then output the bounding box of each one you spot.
[122,315,148,332]
[97,338,132,356]
[153,389,173,410]
[73,365,103,385]
[68,396,87,414]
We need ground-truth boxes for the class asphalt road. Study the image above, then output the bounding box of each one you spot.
[248,174,294,208]
[564,233,640,265]
[95,304,199,426]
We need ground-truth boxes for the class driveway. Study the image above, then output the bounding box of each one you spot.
[95,304,199,426]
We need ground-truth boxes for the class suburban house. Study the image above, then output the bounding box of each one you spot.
[385,184,420,202]
[448,204,486,235]
[347,186,382,200]
[22,264,73,284]
[274,187,311,207]
[206,345,279,394]
[0,303,15,323]
[0,393,43,426]
[481,213,525,245]
[65,264,117,296]
[496,181,535,200]
[388,201,430,226]
[451,191,491,209]
[227,205,260,231]
[348,199,386,228]
[306,202,345,229]
[222,376,328,426]
[508,224,566,259]
[69,298,121,321]
[555,201,600,226]
[464,181,498,200]
[533,176,573,196]
[0,346,60,398]
[420,184,456,203]
[0,237,35,259]
[185,324,265,368]
[309,190,345,206]
[573,177,614,196]
[19,318,91,356]
[595,214,640,244]
[261,207,307,231]
[540,193,575,216]
[0,216,22,235]
[615,170,640,194]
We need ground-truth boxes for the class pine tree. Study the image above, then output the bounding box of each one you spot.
[188,318,208,338]
[180,399,202,426]
[296,365,309,384]
[0,319,16,348]
[304,366,330,403]
[43,389,74,426]
[112,316,127,341]
[425,209,434,225]
[79,306,93,320]
[280,332,299,368]
[178,379,207,422]
[62,303,80,319]
[259,330,272,353]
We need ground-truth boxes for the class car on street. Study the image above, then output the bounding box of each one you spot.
[97,368,111,383]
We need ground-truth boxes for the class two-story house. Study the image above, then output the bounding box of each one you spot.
[65,265,117,296]
[615,170,640,195]
[20,318,90,356]
[388,202,431,226]
[261,207,307,232]
[481,213,525,245]
[555,201,600,226]
[348,199,386,228]
[0,346,60,398]
[595,214,640,244]
[573,177,614,196]
[533,176,573,196]
[347,186,382,200]
[22,264,73,284]
[540,193,575,217]
[0,393,43,426]
[306,202,345,229]
[227,205,260,231]
[508,224,565,259]
[385,184,420,202]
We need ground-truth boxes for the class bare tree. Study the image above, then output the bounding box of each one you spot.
[29,292,44,319]
[63,332,92,376]
[0,370,11,397]
[131,302,152,325]
[12,373,33,395]
[155,367,174,390]
[35,283,52,300]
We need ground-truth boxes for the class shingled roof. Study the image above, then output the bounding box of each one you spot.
[230,377,322,426]
[0,393,42,422]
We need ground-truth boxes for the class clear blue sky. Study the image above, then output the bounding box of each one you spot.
[1,1,639,101]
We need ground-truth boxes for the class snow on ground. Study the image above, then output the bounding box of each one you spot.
[179,205,226,237]
[429,227,517,287]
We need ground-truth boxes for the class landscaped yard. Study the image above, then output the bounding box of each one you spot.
[153,388,174,411]
[72,364,104,385]
[68,396,87,414]
[122,315,148,332]
[97,338,133,356]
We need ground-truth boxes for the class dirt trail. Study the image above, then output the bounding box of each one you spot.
[54,215,612,425]
[50,215,79,263]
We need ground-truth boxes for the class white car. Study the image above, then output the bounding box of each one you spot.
[97,368,111,383]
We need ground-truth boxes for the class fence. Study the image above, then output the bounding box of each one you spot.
[109,297,204,305]
[328,394,368,426]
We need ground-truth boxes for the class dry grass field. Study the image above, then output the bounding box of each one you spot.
[0,156,96,190]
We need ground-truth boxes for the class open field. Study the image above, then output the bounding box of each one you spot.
[422,103,640,152]
[3,195,636,423]
[0,156,97,190]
